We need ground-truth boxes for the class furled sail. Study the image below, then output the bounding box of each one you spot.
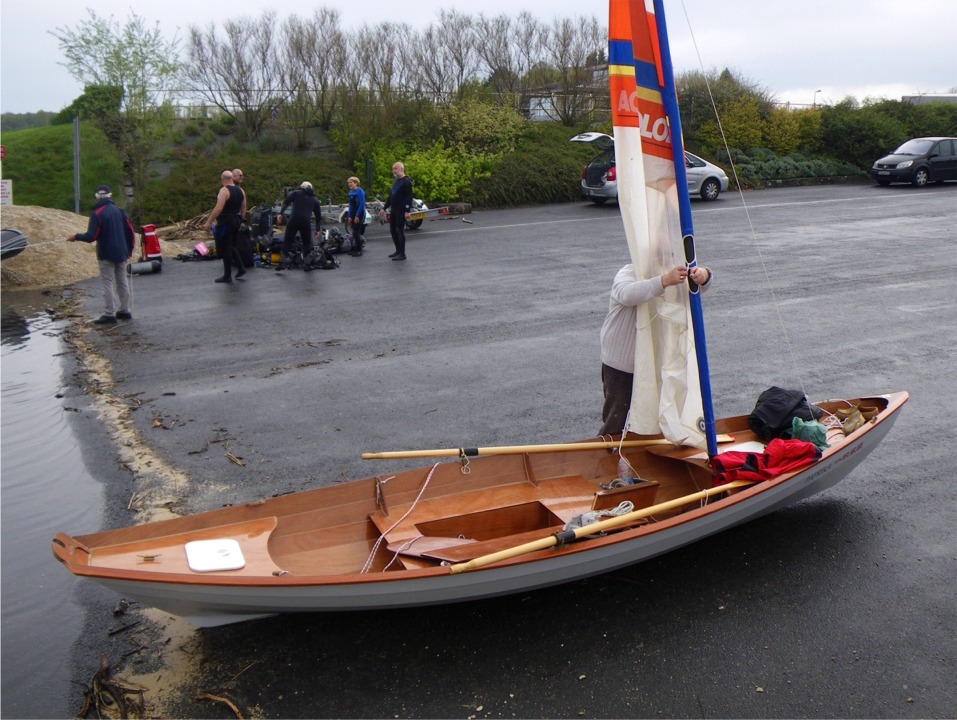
[609,0,714,451]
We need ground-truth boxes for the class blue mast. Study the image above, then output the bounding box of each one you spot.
[652,0,719,457]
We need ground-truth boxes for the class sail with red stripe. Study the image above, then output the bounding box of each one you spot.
[609,0,716,452]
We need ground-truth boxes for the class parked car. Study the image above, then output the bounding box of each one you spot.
[870,137,957,187]
[569,132,730,204]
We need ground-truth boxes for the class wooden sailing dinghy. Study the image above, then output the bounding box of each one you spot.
[52,1,907,627]
[52,396,906,627]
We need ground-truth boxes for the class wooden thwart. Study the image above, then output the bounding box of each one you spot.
[448,480,754,574]
[362,435,734,460]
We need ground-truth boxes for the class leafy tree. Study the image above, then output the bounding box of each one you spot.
[916,102,957,136]
[52,84,123,125]
[820,98,906,168]
[763,106,802,155]
[50,9,180,221]
[728,98,765,149]
[676,68,774,144]
[791,108,824,155]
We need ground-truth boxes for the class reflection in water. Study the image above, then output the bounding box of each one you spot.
[1,305,32,347]
[1,293,103,719]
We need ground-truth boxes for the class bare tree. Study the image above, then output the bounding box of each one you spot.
[184,12,286,137]
[280,9,347,144]
[440,10,481,100]
[473,14,520,100]
[515,14,550,104]
[337,27,369,106]
[537,15,604,125]
[410,11,481,104]
[410,26,455,103]
[362,23,417,114]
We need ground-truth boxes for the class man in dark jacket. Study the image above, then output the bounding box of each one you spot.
[278,181,323,271]
[382,162,412,261]
[67,185,136,324]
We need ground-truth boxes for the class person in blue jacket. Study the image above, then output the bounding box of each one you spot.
[67,185,136,324]
[346,176,366,257]
[381,162,412,261]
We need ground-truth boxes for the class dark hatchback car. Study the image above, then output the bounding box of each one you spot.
[871,136,957,187]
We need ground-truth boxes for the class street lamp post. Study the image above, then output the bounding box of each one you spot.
[813,89,822,107]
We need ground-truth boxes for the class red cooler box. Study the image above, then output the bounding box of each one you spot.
[140,224,162,263]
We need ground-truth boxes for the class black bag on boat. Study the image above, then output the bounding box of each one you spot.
[748,386,824,443]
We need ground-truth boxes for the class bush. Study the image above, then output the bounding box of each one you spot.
[139,150,356,222]
[368,143,495,204]
[209,121,231,137]
[730,147,865,186]
[469,123,589,207]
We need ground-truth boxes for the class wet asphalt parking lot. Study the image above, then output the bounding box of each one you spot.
[62,184,955,718]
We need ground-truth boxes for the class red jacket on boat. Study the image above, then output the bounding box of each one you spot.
[711,438,821,486]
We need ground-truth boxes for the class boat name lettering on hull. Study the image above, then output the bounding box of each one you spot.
[798,440,866,487]
[838,441,865,463]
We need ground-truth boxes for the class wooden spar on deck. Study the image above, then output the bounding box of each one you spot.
[448,479,754,574]
[361,435,734,460]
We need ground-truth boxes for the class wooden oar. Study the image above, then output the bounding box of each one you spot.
[448,479,754,574]
[362,435,734,460]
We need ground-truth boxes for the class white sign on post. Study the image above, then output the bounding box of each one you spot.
[0,179,12,206]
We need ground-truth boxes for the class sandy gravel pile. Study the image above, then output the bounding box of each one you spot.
[1,205,196,292]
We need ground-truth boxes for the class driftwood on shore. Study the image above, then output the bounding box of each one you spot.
[155,214,213,244]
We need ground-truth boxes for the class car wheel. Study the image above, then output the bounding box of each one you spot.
[590,197,609,205]
[700,178,721,201]
[406,219,423,230]
[912,168,930,187]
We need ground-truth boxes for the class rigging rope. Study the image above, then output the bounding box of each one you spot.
[6,237,138,315]
[360,462,442,574]
[678,0,809,399]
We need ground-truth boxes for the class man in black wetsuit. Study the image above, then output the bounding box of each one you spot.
[278,181,323,271]
[203,170,247,283]
[382,162,412,261]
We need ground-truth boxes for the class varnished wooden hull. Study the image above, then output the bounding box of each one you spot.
[52,392,907,627]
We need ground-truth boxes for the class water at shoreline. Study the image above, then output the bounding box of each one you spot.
[1,293,103,719]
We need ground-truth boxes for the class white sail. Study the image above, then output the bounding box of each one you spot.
[611,0,706,448]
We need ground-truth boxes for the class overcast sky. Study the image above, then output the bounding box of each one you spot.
[2,0,955,115]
